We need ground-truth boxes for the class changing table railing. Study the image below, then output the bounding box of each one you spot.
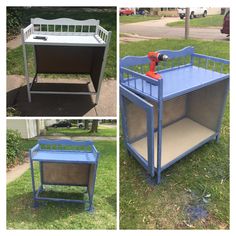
[22,18,110,43]
[31,139,99,156]
[120,46,229,100]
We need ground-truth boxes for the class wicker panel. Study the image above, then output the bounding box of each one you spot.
[42,162,89,185]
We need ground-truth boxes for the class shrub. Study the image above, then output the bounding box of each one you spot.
[7,8,23,40]
[7,129,24,168]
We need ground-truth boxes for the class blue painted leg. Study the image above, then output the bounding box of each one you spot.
[33,200,39,208]
[216,134,220,143]
[87,202,94,213]
[157,173,161,184]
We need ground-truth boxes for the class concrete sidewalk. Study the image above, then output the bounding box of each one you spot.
[37,135,116,141]
[7,157,30,184]
[7,75,116,116]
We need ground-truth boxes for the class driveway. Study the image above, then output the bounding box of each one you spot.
[7,76,116,116]
[120,17,227,41]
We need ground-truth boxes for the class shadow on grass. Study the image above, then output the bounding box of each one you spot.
[105,193,116,212]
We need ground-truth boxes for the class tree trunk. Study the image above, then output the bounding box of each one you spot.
[185,8,190,39]
[90,120,98,133]
[84,120,89,130]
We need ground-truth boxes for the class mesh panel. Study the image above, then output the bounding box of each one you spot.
[42,163,89,185]
[124,97,148,142]
[148,95,187,129]
[187,80,228,131]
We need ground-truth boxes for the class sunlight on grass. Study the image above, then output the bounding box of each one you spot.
[120,15,161,24]
[167,15,224,28]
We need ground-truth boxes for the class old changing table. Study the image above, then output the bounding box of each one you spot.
[21,18,112,103]
[120,46,229,184]
[29,139,99,211]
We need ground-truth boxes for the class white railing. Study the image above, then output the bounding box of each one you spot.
[22,24,34,40]
[22,18,110,43]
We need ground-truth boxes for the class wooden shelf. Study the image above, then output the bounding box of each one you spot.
[131,118,215,168]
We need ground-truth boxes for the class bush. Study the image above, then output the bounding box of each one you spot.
[7,129,24,168]
[7,8,23,40]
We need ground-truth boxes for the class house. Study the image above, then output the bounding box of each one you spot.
[7,119,56,138]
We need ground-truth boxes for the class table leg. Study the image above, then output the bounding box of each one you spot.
[21,30,32,102]
[29,156,38,208]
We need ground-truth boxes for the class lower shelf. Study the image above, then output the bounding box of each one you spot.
[131,118,215,168]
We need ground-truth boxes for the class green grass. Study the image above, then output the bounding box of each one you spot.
[167,15,224,28]
[46,126,116,137]
[120,15,160,24]
[120,39,229,229]
[7,7,116,79]
[7,140,116,229]
[120,38,229,61]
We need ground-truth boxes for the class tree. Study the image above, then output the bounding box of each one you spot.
[90,120,98,133]
[84,120,89,130]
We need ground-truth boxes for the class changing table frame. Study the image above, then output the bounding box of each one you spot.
[120,46,229,184]
[21,18,112,104]
[29,139,99,211]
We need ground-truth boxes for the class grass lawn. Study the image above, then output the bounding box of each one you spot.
[120,38,229,62]
[167,15,224,28]
[120,39,229,229]
[45,125,116,137]
[120,15,160,24]
[7,7,116,79]
[7,140,116,229]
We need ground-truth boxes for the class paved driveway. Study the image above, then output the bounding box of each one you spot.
[7,76,116,117]
[120,17,227,41]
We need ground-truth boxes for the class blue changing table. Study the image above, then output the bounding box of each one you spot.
[29,139,99,211]
[120,46,229,184]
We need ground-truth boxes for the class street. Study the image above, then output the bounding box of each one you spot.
[120,17,227,41]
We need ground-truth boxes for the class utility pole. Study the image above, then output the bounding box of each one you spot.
[185,8,190,39]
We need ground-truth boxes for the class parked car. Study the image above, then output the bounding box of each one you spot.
[77,122,84,129]
[51,120,72,128]
[120,8,134,16]
[178,8,207,19]
[221,11,230,36]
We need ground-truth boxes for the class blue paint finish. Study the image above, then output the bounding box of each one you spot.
[127,143,149,171]
[157,79,163,184]
[121,66,229,102]
[120,46,194,68]
[120,46,229,185]
[120,85,155,175]
[29,139,99,211]
[186,205,208,222]
[120,85,129,145]
[215,80,229,142]
[32,151,97,163]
